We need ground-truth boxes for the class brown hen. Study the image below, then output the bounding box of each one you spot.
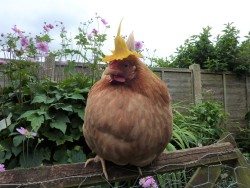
[83,21,173,179]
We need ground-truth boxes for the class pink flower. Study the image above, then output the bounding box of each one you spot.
[46,24,54,29]
[36,53,49,58]
[0,60,8,65]
[36,42,49,53]
[87,33,92,40]
[135,41,143,50]
[21,37,30,48]
[25,57,36,62]
[58,60,68,65]
[16,127,37,137]
[139,176,158,188]
[61,26,67,33]
[92,28,98,35]
[101,18,108,25]
[0,164,5,171]
[43,24,54,32]
[12,25,23,37]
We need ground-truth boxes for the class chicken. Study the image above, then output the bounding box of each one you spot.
[83,20,173,179]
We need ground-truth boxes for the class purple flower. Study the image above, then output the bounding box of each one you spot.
[16,127,37,137]
[25,57,36,62]
[87,33,92,40]
[43,24,54,32]
[135,41,143,50]
[0,164,5,171]
[43,25,49,32]
[36,42,49,53]
[61,26,67,33]
[58,60,68,65]
[36,53,49,58]
[12,25,23,37]
[46,24,54,29]
[21,37,30,48]
[0,60,7,65]
[101,18,108,25]
[139,176,158,188]
[91,28,98,35]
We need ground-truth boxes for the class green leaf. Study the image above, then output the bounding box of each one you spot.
[27,114,44,132]
[73,108,84,120]
[53,148,68,164]
[66,93,84,100]
[0,113,12,132]
[12,146,22,156]
[31,94,55,104]
[69,149,86,163]
[19,147,51,168]
[13,135,25,147]
[50,103,73,112]
[50,112,70,134]
[43,129,73,145]
[18,110,37,120]
[166,143,177,152]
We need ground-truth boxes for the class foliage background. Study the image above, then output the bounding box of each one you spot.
[0,16,248,178]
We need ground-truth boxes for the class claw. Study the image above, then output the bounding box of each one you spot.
[84,155,109,179]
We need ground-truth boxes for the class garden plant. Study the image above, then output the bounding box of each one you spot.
[0,14,249,187]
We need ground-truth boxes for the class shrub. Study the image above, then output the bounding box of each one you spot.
[168,100,227,151]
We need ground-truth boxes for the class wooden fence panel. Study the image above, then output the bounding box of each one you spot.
[225,74,248,131]
[201,72,224,104]
[161,69,193,105]
[1,59,250,130]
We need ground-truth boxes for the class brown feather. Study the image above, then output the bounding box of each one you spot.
[83,55,172,167]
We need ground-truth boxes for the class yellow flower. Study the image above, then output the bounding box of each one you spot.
[102,20,142,62]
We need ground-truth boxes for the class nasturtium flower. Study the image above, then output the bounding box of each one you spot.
[36,42,49,53]
[101,18,108,25]
[135,41,143,50]
[16,127,37,137]
[139,176,158,188]
[0,164,5,171]
[102,20,141,62]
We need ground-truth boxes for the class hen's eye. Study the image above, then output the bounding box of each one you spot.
[124,64,129,68]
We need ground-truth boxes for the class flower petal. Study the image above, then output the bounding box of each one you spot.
[102,19,141,62]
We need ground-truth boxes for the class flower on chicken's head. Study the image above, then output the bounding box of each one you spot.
[102,19,142,62]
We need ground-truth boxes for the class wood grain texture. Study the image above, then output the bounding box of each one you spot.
[0,142,238,188]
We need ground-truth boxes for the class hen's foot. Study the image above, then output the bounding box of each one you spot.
[84,155,108,179]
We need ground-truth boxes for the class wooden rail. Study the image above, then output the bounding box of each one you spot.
[0,134,249,188]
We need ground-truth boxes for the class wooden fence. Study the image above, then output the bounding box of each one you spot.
[154,64,250,132]
[0,133,250,187]
[0,58,250,132]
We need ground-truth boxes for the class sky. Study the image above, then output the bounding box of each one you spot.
[1,0,250,59]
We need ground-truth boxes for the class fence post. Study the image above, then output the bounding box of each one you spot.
[189,64,202,105]
[44,55,56,81]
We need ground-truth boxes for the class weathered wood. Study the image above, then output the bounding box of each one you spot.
[185,166,222,188]
[186,133,237,187]
[189,64,202,105]
[0,142,237,188]
[233,150,250,188]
